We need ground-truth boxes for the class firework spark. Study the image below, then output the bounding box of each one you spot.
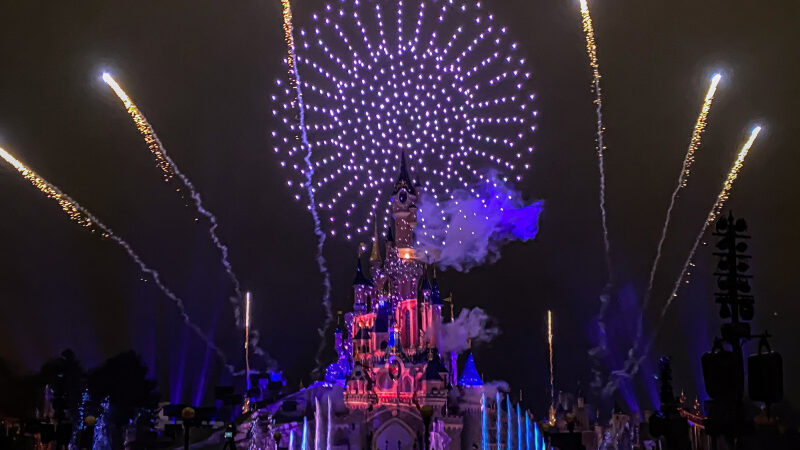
[547,310,555,426]
[243,291,252,413]
[0,147,94,229]
[245,293,252,387]
[635,73,722,348]
[101,74,174,182]
[578,0,611,281]
[280,0,298,85]
[0,146,234,374]
[101,73,247,319]
[276,0,334,374]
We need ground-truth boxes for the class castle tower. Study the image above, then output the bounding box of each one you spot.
[395,296,418,351]
[430,277,443,348]
[391,151,419,258]
[369,220,382,271]
[421,274,444,349]
[352,260,373,314]
[387,151,422,350]
[420,274,433,345]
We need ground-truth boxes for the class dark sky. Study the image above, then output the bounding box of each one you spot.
[0,0,798,415]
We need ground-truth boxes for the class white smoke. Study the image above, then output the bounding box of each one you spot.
[483,380,510,398]
[439,307,500,354]
[415,174,543,272]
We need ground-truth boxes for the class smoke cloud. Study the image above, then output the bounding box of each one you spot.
[439,307,500,354]
[416,173,543,272]
[483,380,511,398]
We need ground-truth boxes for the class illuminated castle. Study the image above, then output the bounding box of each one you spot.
[259,157,507,450]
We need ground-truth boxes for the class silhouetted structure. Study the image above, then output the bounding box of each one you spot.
[701,212,784,447]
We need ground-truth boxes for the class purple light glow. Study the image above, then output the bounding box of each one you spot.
[270,0,537,238]
[415,172,543,271]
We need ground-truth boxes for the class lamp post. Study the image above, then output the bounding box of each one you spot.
[181,407,195,450]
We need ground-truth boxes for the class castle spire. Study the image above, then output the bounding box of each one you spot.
[352,259,374,287]
[430,275,443,305]
[458,353,484,387]
[335,311,344,334]
[370,219,381,263]
[393,150,416,196]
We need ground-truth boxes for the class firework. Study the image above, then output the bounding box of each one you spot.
[609,125,761,390]
[101,73,247,318]
[280,0,298,84]
[547,310,555,426]
[101,74,174,181]
[0,146,234,374]
[577,0,611,280]
[659,125,761,318]
[0,147,94,229]
[243,291,252,413]
[635,73,722,348]
[276,0,334,374]
[270,0,537,240]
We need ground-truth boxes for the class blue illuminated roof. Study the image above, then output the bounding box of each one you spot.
[459,353,483,387]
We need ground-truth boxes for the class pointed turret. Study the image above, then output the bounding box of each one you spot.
[393,150,417,196]
[369,220,382,264]
[352,260,373,314]
[459,353,484,387]
[352,259,373,287]
[423,349,448,381]
[335,311,344,334]
[391,151,419,253]
[420,273,432,297]
[430,277,443,305]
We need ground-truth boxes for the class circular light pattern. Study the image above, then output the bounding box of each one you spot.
[270,0,537,240]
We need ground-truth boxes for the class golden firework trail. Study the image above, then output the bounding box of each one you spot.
[607,126,761,392]
[635,74,722,347]
[661,125,761,317]
[547,310,556,426]
[578,0,611,281]
[276,0,334,373]
[101,73,174,182]
[0,145,234,374]
[281,0,298,85]
[0,147,94,230]
[243,291,252,413]
[681,74,723,187]
[102,73,246,313]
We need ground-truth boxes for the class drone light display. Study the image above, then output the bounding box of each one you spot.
[270,0,537,241]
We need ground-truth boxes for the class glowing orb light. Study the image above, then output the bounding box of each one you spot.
[270,0,537,240]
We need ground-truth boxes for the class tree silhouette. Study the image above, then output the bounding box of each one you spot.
[36,348,86,421]
[88,351,159,427]
[0,357,37,418]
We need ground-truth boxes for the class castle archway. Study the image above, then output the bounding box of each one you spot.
[372,418,417,450]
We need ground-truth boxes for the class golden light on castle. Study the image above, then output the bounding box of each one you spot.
[398,248,416,260]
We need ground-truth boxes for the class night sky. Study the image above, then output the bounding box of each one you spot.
[1,0,798,415]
